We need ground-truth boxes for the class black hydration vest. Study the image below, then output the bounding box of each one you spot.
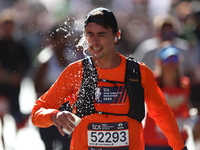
[125,57,145,122]
[59,57,145,123]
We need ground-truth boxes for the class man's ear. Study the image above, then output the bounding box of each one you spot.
[115,30,121,40]
[114,30,121,45]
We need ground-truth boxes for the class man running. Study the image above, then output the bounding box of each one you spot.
[31,7,188,150]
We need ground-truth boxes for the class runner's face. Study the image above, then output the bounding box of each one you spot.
[161,55,179,71]
[84,23,116,60]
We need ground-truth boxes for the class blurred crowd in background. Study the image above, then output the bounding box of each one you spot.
[0,0,200,150]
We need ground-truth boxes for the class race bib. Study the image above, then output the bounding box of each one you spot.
[95,86,127,104]
[88,122,129,150]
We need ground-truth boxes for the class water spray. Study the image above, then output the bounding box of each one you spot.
[76,35,93,66]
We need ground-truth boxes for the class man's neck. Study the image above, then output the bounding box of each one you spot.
[94,53,121,69]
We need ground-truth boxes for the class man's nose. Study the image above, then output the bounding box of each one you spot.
[92,35,100,43]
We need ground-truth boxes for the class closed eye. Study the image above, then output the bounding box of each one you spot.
[99,33,106,37]
[86,32,93,37]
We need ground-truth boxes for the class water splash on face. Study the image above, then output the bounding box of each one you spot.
[76,33,95,67]
[76,34,88,54]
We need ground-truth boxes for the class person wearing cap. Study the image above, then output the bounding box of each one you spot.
[131,13,193,78]
[144,46,191,150]
[31,7,188,150]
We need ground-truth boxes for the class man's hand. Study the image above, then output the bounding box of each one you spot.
[51,111,76,136]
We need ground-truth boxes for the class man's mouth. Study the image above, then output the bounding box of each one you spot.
[92,47,102,51]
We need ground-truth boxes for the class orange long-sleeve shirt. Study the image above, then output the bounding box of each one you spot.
[31,53,185,150]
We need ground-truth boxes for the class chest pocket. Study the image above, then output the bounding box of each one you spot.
[95,86,127,104]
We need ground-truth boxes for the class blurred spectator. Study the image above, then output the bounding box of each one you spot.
[32,23,78,150]
[0,0,16,11]
[0,8,31,128]
[33,20,83,97]
[0,95,16,150]
[190,10,200,146]
[131,13,194,78]
[0,95,9,150]
[173,5,200,147]
[174,1,194,47]
[144,46,191,150]
[13,0,57,62]
[147,0,172,20]
[173,1,200,114]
